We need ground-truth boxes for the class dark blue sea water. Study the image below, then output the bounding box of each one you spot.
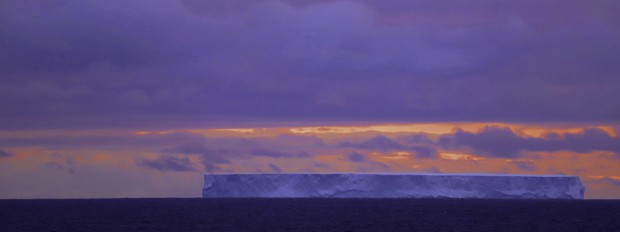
[1,198,619,232]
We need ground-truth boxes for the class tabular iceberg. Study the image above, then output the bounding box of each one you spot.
[202,173,585,199]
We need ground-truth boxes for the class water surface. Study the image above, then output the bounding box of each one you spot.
[1,198,618,231]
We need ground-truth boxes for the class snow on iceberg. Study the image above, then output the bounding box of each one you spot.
[202,173,585,199]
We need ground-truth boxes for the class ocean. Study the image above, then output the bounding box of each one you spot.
[1,198,619,231]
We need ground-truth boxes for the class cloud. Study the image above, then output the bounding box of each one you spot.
[250,149,310,158]
[0,132,207,149]
[421,167,441,173]
[44,156,78,174]
[162,142,212,155]
[441,126,620,157]
[441,127,526,158]
[0,0,214,72]
[600,178,620,187]
[0,149,12,158]
[340,135,404,151]
[0,0,619,130]
[512,161,537,172]
[269,163,282,173]
[547,128,620,154]
[347,152,366,162]
[410,146,436,158]
[138,156,196,172]
[162,135,319,171]
[0,130,323,172]
[162,143,231,171]
[340,135,437,158]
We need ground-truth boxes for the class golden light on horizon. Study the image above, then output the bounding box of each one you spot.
[439,153,486,161]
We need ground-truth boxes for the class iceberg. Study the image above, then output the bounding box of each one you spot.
[202,173,585,199]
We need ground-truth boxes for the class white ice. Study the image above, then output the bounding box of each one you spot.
[202,173,584,199]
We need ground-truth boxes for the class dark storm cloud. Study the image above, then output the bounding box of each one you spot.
[138,156,196,172]
[440,127,620,158]
[1,0,620,129]
[0,149,12,158]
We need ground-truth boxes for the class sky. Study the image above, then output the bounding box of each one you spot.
[0,0,619,199]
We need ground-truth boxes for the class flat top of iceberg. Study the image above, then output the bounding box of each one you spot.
[204,172,585,199]
[205,173,578,178]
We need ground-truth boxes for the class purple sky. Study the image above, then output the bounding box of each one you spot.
[1,0,619,129]
[1,0,620,199]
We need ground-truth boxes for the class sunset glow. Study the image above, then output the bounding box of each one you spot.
[1,0,619,199]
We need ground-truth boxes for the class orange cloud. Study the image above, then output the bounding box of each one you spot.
[1,122,619,198]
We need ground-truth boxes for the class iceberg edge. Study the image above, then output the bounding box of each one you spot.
[202,173,585,199]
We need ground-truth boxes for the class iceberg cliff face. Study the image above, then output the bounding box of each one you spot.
[203,173,585,199]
